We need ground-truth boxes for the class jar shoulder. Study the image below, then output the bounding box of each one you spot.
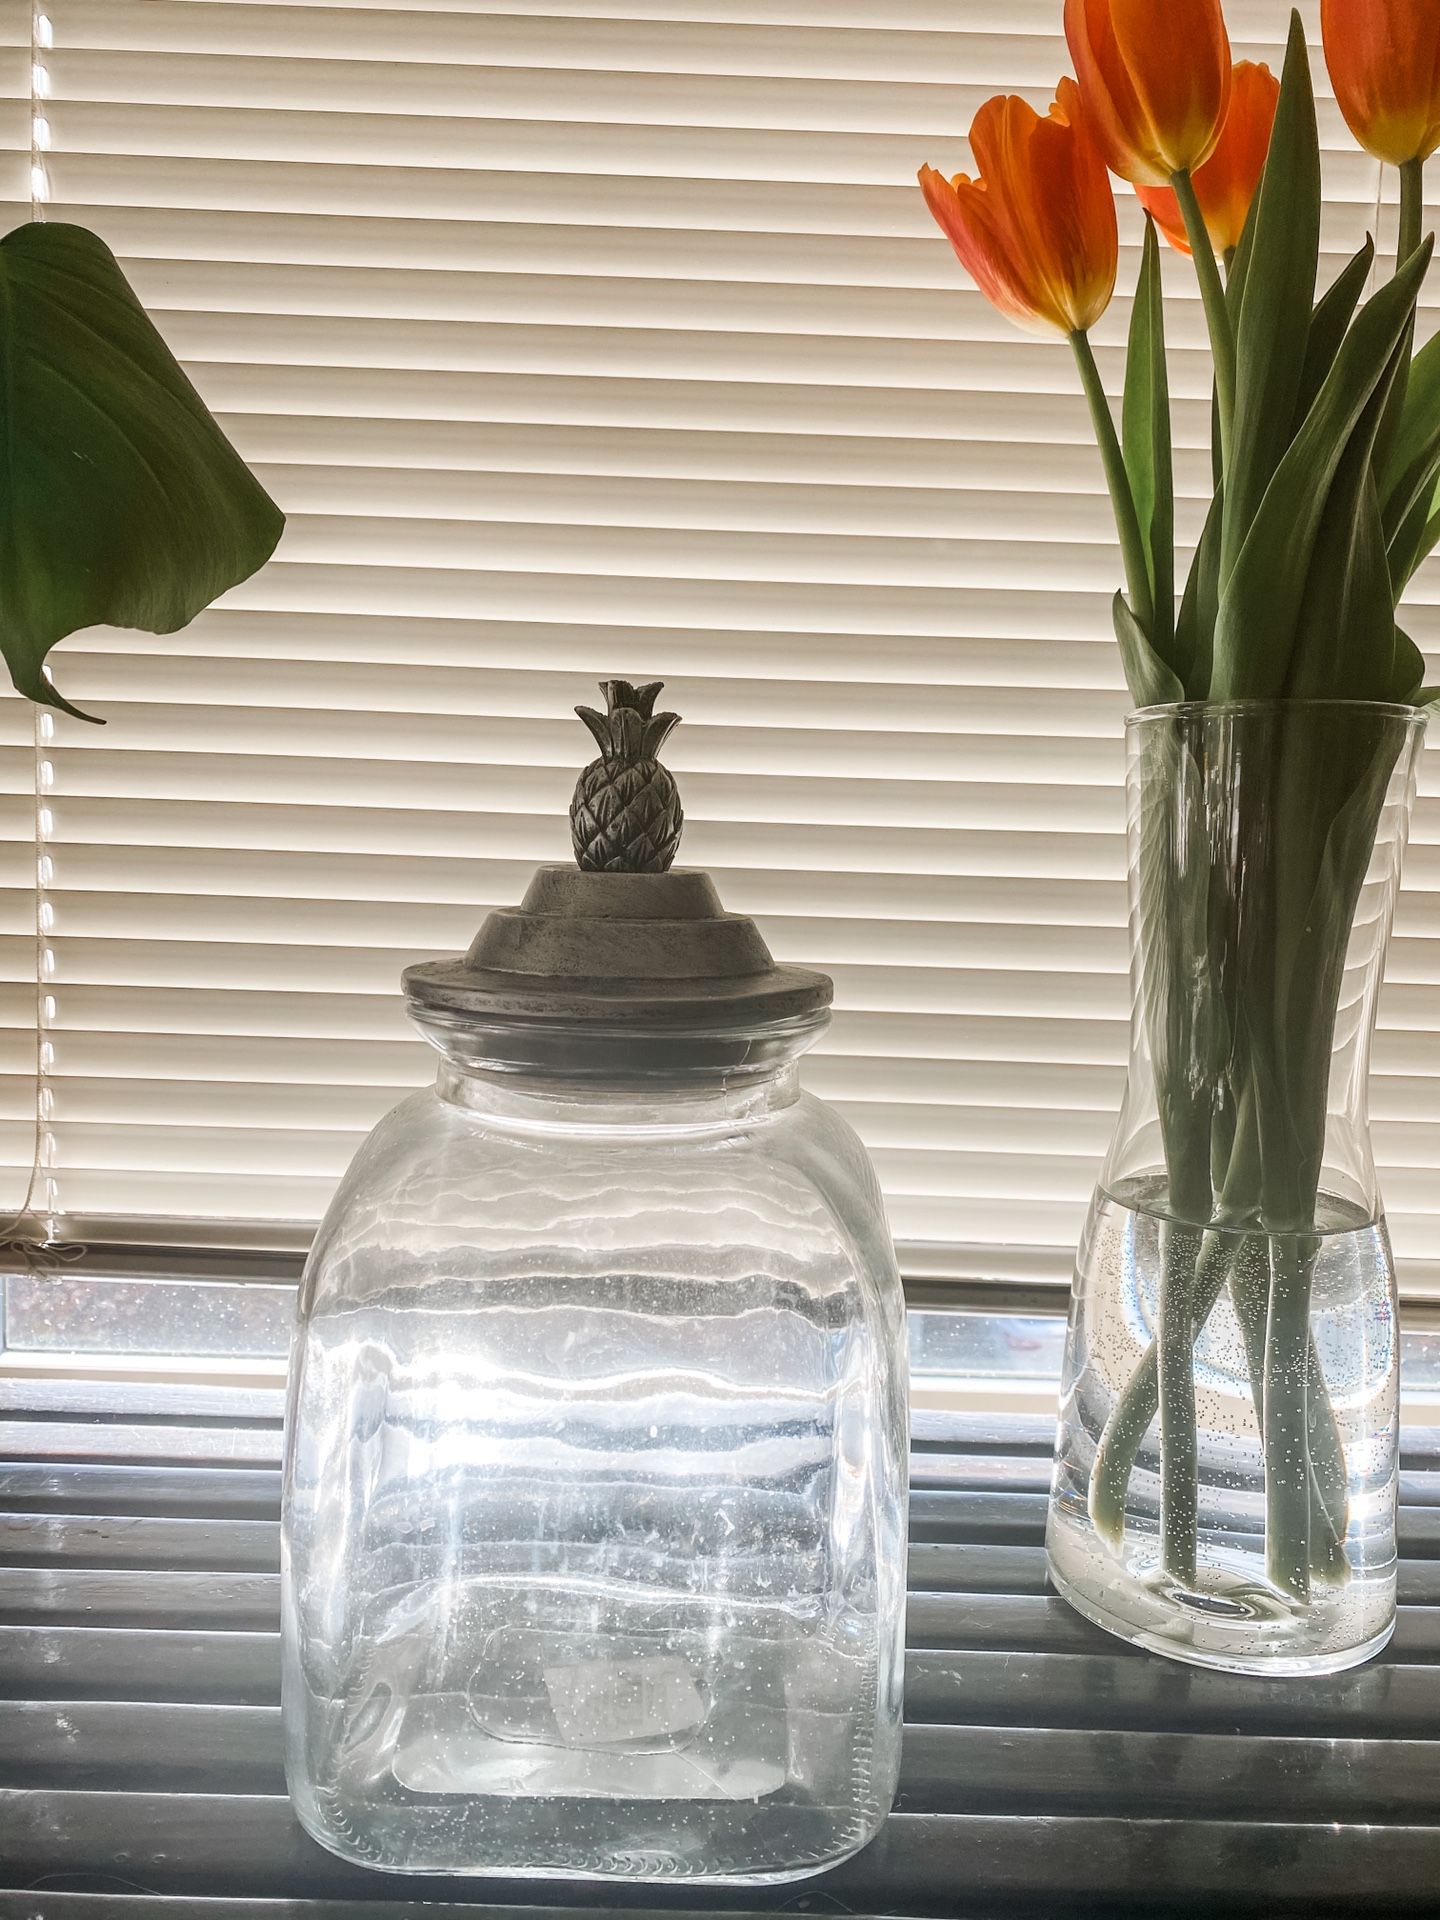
[299,1083,898,1316]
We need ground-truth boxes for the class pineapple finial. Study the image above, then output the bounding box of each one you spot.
[570,679,684,873]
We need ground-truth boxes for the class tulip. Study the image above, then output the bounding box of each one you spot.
[1064,0,1232,188]
[1321,0,1440,168]
[1137,62,1280,259]
[917,79,1117,337]
[921,82,1152,636]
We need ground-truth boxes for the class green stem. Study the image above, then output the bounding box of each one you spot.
[1157,1221,1199,1583]
[1399,158,1425,271]
[1231,1249,1347,1581]
[1264,1231,1318,1601]
[1070,328,1154,635]
[1090,1228,1236,1547]
[1171,170,1236,475]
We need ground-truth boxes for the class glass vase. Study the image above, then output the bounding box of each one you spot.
[1048,699,1426,1675]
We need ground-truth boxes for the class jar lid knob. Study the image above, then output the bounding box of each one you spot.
[570,679,684,874]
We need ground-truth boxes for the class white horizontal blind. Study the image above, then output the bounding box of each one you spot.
[2,0,1439,1291]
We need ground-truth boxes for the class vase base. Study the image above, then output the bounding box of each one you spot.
[1046,1506,1395,1676]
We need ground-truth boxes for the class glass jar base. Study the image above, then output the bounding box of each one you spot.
[290,1789,885,1885]
[1046,1506,1395,1677]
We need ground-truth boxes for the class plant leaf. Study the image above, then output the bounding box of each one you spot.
[1390,625,1427,703]
[1417,496,1440,575]
[1286,447,1396,702]
[1222,11,1321,584]
[1211,238,1433,700]
[1294,238,1376,431]
[0,221,284,719]
[1122,218,1174,664]
[1382,327,1440,550]
[1112,590,1184,710]
[1389,480,1436,590]
[1176,486,1222,697]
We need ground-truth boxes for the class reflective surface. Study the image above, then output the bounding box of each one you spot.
[11,1401,1440,1915]
[282,1040,908,1881]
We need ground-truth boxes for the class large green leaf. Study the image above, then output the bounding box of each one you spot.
[1222,12,1320,585]
[1211,239,1432,699]
[1121,219,1174,664]
[0,221,284,719]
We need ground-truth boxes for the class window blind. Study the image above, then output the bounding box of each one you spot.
[1,0,1438,1294]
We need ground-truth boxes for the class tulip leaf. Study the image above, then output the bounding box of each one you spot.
[1294,239,1376,431]
[1286,425,1397,702]
[1391,625,1427,703]
[1122,219,1174,665]
[1112,590,1183,710]
[1222,10,1320,586]
[1382,327,1440,552]
[0,220,284,720]
[1176,487,1222,698]
[1212,239,1433,699]
[1420,491,1440,574]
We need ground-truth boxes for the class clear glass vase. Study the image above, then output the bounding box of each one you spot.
[1048,699,1426,1675]
[282,973,907,1879]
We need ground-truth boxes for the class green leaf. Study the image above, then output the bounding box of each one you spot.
[1122,219,1174,663]
[1285,449,1396,702]
[1382,327,1440,551]
[0,221,284,719]
[1293,238,1375,431]
[1222,11,1321,584]
[1211,238,1433,700]
[1390,625,1427,703]
[1175,486,1222,697]
[1211,192,1261,494]
[1112,590,1184,710]
[1418,498,1440,574]
[1389,482,1436,591]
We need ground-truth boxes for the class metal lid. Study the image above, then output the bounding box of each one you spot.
[403,681,832,1036]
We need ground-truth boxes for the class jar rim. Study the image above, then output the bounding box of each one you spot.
[1128,696,1427,729]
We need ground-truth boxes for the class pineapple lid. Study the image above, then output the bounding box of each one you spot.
[402,680,832,1041]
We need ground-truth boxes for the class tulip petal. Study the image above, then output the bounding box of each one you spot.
[1135,183,1191,252]
[1322,0,1440,165]
[918,84,1117,338]
[1066,0,1231,184]
[917,162,1055,333]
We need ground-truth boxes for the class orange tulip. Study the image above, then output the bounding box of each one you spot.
[1065,0,1232,187]
[1321,0,1440,167]
[1136,62,1280,256]
[918,79,1118,337]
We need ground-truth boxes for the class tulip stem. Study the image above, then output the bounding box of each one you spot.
[1069,328,1154,636]
[1399,159,1425,271]
[1172,169,1235,475]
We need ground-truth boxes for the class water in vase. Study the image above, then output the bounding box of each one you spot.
[1048,1177,1399,1675]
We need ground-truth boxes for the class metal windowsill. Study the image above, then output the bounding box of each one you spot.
[2,1396,1440,1917]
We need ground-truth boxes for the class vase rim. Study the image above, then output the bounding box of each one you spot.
[1127,696,1427,729]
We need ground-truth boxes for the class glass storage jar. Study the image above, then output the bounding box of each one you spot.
[281,682,908,1882]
